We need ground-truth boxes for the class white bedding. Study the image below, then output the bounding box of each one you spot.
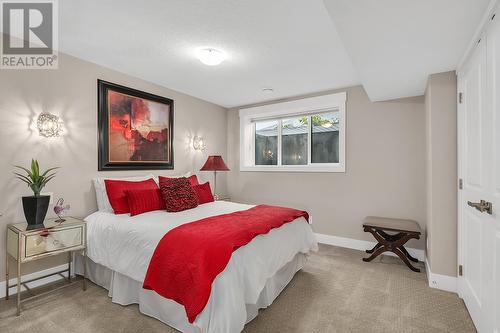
[84,201,318,332]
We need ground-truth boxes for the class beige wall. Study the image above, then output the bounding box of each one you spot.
[227,86,426,249]
[0,51,228,282]
[425,71,458,277]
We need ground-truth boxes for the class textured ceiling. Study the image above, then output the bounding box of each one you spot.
[59,0,359,108]
[56,0,489,107]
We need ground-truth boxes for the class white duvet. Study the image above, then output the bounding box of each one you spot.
[84,201,318,332]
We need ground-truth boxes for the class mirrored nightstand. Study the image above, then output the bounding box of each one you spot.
[5,217,87,316]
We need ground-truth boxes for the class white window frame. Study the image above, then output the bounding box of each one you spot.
[239,92,346,172]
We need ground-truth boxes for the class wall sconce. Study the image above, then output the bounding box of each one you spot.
[193,136,206,151]
[37,113,62,137]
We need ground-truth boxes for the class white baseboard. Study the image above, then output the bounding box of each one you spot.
[425,256,457,293]
[0,263,70,299]
[314,232,426,262]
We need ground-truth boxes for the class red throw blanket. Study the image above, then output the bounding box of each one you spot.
[142,204,309,323]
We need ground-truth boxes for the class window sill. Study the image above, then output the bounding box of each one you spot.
[240,165,345,173]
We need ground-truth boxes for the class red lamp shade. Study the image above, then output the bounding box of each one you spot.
[200,155,230,171]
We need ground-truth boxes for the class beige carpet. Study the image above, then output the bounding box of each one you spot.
[0,244,475,333]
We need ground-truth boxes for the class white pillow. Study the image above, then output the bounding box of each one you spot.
[93,174,155,212]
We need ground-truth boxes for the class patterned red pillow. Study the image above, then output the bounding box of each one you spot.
[159,177,199,212]
[159,175,199,186]
[193,182,214,204]
[126,189,166,216]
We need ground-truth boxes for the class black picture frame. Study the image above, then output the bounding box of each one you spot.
[97,79,174,171]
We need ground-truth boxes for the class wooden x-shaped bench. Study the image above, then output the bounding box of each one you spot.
[362,216,422,272]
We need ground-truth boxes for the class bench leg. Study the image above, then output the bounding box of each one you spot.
[366,242,383,254]
[362,226,421,272]
[362,246,387,262]
[398,246,419,263]
[375,230,419,262]
[392,247,420,272]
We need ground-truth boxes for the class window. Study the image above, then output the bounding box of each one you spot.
[311,112,339,163]
[240,92,346,172]
[255,120,278,165]
[281,116,307,165]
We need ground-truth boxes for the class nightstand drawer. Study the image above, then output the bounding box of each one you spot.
[24,226,83,259]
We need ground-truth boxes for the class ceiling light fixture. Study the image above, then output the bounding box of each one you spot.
[262,88,274,94]
[197,48,226,66]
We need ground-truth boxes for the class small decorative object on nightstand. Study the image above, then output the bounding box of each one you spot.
[5,217,87,316]
[215,195,231,202]
[53,198,70,223]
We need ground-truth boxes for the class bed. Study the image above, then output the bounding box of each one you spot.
[75,200,317,333]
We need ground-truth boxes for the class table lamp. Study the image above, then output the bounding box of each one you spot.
[200,155,229,199]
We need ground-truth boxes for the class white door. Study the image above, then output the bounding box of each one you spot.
[458,11,500,333]
[458,35,489,332]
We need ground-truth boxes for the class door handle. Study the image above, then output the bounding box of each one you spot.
[467,200,493,215]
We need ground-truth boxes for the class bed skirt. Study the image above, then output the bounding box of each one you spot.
[74,253,306,333]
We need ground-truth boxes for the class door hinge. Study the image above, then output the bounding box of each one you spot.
[459,178,463,190]
[458,92,463,104]
[459,265,463,276]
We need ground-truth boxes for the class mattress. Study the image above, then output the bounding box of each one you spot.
[81,201,318,332]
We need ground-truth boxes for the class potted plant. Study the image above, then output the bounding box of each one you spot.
[14,159,58,228]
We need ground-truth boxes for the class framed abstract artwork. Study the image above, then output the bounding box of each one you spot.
[97,80,174,170]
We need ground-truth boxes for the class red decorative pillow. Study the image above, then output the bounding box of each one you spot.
[187,175,199,186]
[193,182,214,204]
[159,177,199,212]
[104,178,158,214]
[159,175,199,187]
[126,188,166,216]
